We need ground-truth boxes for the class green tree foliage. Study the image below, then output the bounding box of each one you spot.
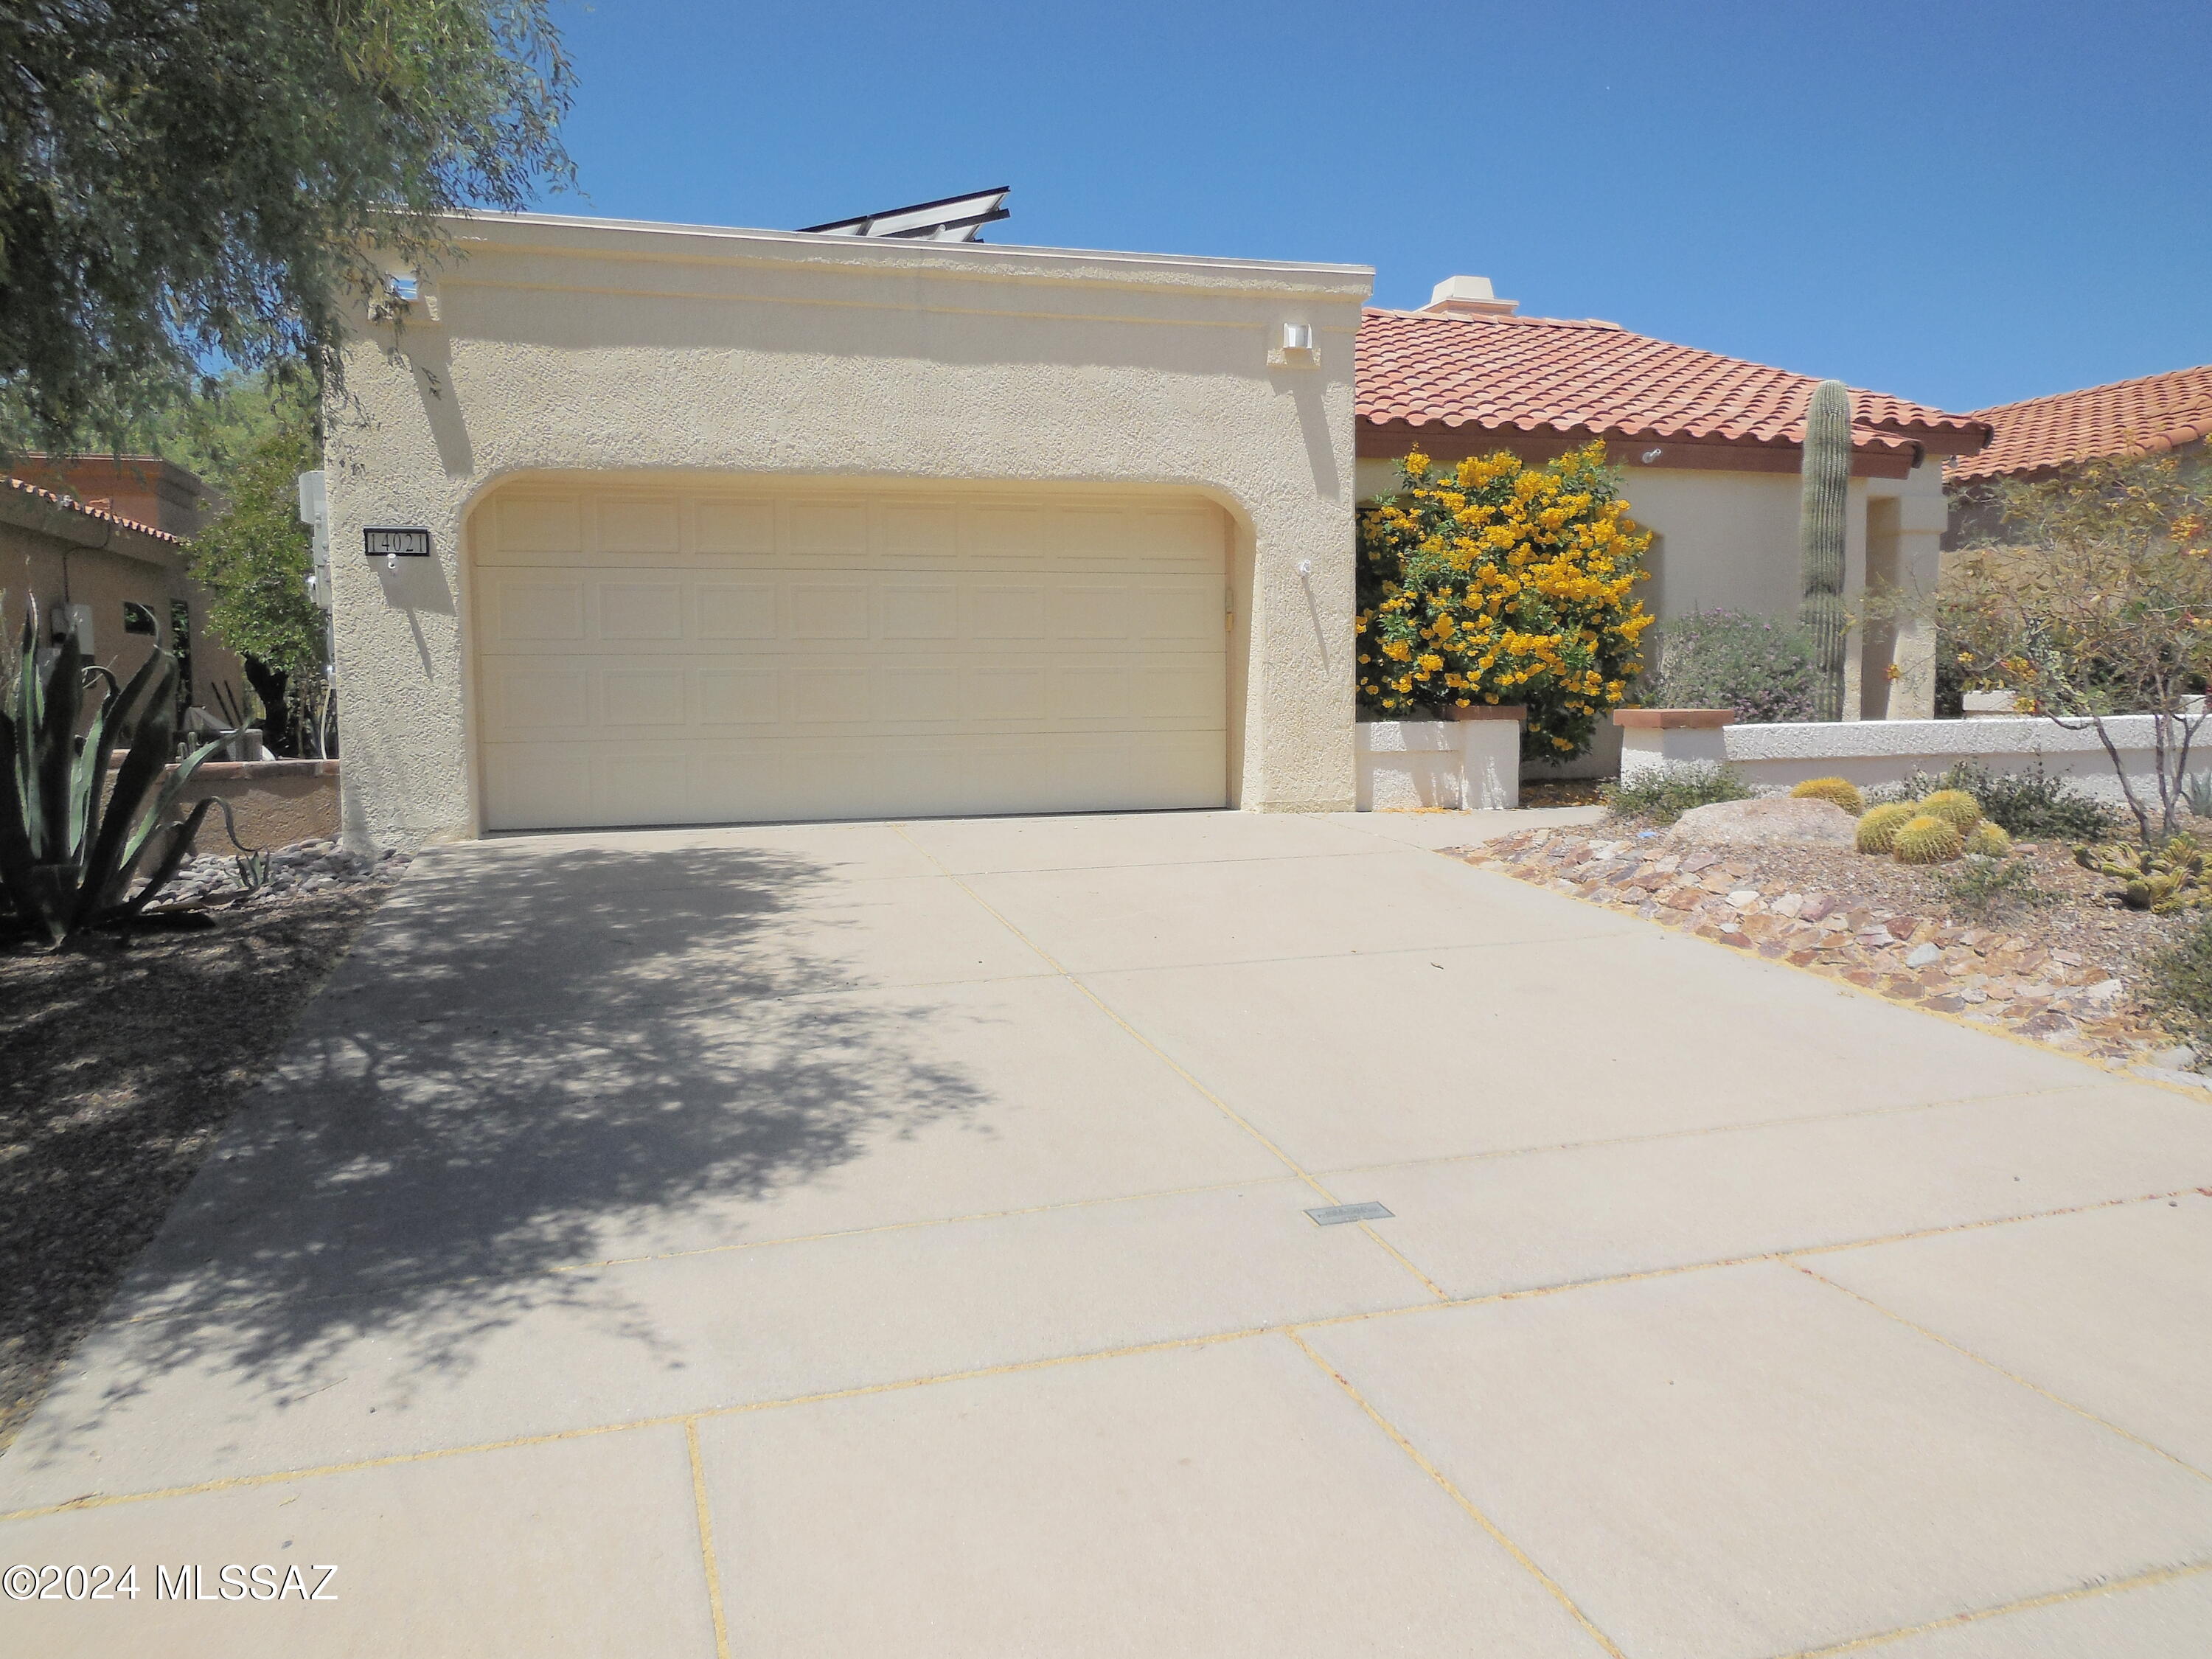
[187,401,325,752]
[0,1,574,454]
[131,368,310,484]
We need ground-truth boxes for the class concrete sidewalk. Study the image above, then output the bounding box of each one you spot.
[4,808,2211,1656]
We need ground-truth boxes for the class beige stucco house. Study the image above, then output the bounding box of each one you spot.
[1357,278,1989,762]
[327,212,1370,845]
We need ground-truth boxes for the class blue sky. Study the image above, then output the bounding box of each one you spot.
[546,1,2210,414]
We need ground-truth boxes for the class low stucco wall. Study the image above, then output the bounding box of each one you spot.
[327,213,1371,848]
[1620,714,2190,804]
[1355,720,1519,811]
[161,760,341,855]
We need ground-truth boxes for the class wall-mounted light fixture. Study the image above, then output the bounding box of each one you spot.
[1282,322,1312,352]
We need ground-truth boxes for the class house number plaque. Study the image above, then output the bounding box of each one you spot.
[363,527,433,557]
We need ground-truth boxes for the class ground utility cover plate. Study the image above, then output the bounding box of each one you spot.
[1304,1201,1393,1226]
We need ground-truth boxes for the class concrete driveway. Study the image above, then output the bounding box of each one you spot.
[5,808,2212,1657]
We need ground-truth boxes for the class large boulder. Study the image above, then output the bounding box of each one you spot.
[1670,796,1858,847]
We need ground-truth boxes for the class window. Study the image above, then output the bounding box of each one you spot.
[122,601,158,636]
[170,599,194,724]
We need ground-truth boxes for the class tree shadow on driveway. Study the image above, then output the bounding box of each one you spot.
[9,839,1000,1459]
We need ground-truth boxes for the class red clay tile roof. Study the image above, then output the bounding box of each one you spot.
[2,473,180,543]
[1358,308,1989,459]
[1949,364,2212,482]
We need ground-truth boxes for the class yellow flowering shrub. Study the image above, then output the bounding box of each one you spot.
[1357,442,1655,759]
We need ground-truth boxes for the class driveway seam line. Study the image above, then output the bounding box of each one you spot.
[0,1325,1286,1524]
[1784,1259,2212,1483]
[685,1420,734,1659]
[1281,1329,1628,1659]
[1059,924,1646,978]
[887,824,1453,1301]
[116,1173,1309,1329]
[16,1189,2198,1525]
[1306,1081,2115,1178]
[125,1067,2123,1334]
[1764,1557,2212,1658]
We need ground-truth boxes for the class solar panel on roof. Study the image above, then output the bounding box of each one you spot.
[799,187,1012,243]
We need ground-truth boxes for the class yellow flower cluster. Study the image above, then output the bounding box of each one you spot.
[1356,442,1654,758]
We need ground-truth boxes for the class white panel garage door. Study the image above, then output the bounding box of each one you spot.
[470,483,1230,830]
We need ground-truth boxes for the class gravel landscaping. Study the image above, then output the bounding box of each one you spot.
[1454,821,2203,1087]
[0,842,407,1449]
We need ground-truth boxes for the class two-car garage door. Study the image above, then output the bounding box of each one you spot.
[470,482,1231,831]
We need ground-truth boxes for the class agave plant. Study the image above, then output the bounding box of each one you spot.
[2074,832,2211,915]
[0,605,226,944]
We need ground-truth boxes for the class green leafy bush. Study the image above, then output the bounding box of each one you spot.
[1648,609,1818,724]
[2143,914,2212,1062]
[1600,762,1752,826]
[1871,759,2110,841]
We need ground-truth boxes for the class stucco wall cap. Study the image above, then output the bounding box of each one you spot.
[1613,708,1735,729]
[444,210,1375,297]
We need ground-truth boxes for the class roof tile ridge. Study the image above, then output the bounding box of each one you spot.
[1966,361,2212,420]
[3,474,181,543]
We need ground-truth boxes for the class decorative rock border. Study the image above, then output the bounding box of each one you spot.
[1450,825,2197,1083]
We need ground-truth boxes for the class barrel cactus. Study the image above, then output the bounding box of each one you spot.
[1790,776,1864,815]
[1918,789,1983,831]
[1799,380,1851,723]
[1964,821,2012,858]
[1893,814,1964,864]
[1856,801,1918,853]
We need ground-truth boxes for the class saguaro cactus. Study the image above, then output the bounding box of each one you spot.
[1799,378,1851,722]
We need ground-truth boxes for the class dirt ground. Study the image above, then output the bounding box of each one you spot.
[0,887,394,1450]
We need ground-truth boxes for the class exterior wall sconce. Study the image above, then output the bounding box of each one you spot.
[1271,321,1318,368]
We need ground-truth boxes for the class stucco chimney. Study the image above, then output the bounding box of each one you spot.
[1421,275,1518,319]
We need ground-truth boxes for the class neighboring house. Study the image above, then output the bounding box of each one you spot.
[327,212,1369,844]
[1945,363,2212,543]
[1357,277,1990,734]
[1,457,242,716]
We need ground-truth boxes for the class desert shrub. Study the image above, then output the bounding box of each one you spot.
[1856,802,1917,853]
[1601,762,1752,826]
[1919,789,1983,831]
[1648,609,1819,724]
[1893,815,1964,864]
[1940,854,2047,920]
[1870,759,2110,841]
[1939,451,2212,841]
[1790,776,1864,814]
[2143,914,2212,1060]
